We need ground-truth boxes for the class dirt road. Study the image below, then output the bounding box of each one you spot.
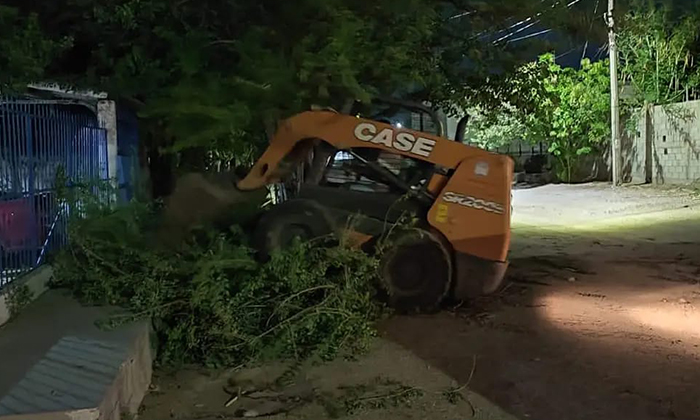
[139,183,700,420]
[384,183,700,420]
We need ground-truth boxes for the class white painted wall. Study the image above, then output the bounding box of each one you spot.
[97,100,118,183]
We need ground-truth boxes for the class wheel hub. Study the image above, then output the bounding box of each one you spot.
[387,243,432,294]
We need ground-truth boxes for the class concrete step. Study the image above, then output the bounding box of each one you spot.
[0,290,152,420]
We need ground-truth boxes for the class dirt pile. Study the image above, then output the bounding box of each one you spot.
[158,172,267,246]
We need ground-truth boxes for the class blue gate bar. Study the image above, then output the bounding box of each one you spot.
[0,98,110,289]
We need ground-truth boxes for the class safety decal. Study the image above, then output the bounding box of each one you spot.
[435,203,449,223]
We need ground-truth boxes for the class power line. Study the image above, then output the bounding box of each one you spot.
[494,0,586,44]
[471,0,565,41]
[448,11,475,20]
[507,29,553,43]
[555,44,583,59]
[581,0,601,61]
[495,19,542,43]
[492,0,556,37]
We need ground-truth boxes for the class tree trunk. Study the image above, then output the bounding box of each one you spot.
[179,147,208,174]
[142,125,175,199]
[148,146,175,198]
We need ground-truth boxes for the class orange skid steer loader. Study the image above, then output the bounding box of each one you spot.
[237,99,513,312]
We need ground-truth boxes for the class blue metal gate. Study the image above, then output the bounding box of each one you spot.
[0,99,108,288]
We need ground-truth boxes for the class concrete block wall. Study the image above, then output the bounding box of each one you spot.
[625,108,650,184]
[626,100,700,185]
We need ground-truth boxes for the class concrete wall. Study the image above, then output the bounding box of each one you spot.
[627,100,700,185]
[97,101,118,183]
[625,106,651,184]
[0,266,52,327]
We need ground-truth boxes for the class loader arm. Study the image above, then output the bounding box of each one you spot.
[237,111,492,191]
[239,110,514,299]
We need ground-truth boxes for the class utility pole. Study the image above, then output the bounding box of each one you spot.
[607,0,621,186]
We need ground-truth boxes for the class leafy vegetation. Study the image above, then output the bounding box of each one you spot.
[462,105,526,150]
[4,283,34,319]
[542,56,611,182]
[319,377,424,418]
[618,1,700,107]
[463,54,610,182]
[462,1,700,183]
[0,0,602,195]
[51,191,383,367]
[0,5,68,91]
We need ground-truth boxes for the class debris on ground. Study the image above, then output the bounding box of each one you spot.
[577,292,606,299]
[138,340,505,420]
[51,182,383,368]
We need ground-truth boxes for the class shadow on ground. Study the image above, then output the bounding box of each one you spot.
[382,215,700,420]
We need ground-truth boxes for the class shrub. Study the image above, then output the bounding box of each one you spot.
[52,198,383,367]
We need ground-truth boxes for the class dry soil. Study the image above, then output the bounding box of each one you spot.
[384,183,700,420]
[140,183,700,420]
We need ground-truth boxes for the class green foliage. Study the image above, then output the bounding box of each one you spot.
[4,283,34,319]
[543,56,611,182]
[428,0,603,116]
[34,0,443,166]
[618,2,700,107]
[465,54,610,182]
[462,105,526,149]
[1,0,602,180]
[319,377,423,418]
[51,194,383,367]
[451,53,560,150]
[441,386,465,405]
[0,6,70,91]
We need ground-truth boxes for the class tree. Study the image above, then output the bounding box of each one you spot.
[462,105,526,150]
[543,56,611,182]
[2,0,599,195]
[618,2,700,107]
[0,6,67,92]
[461,54,611,182]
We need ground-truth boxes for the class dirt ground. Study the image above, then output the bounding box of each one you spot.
[139,339,517,420]
[139,183,700,420]
[511,183,699,226]
[384,183,700,420]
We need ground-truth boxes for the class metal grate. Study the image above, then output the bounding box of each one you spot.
[0,99,108,288]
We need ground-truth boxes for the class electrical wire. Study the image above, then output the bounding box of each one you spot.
[492,0,554,36]
[448,11,474,20]
[495,0,587,45]
[555,45,583,59]
[580,0,601,61]
[508,29,554,43]
[470,0,559,41]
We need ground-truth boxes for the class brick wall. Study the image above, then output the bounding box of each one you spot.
[626,100,700,185]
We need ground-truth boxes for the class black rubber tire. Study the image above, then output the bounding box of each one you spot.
[379,228,452,313]
[253,199,336,261]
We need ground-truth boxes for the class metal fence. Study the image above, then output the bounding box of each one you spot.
[474,140,550,171]
[0,99,108,289]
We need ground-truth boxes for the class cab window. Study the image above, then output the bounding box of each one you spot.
[322,148,430,193]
